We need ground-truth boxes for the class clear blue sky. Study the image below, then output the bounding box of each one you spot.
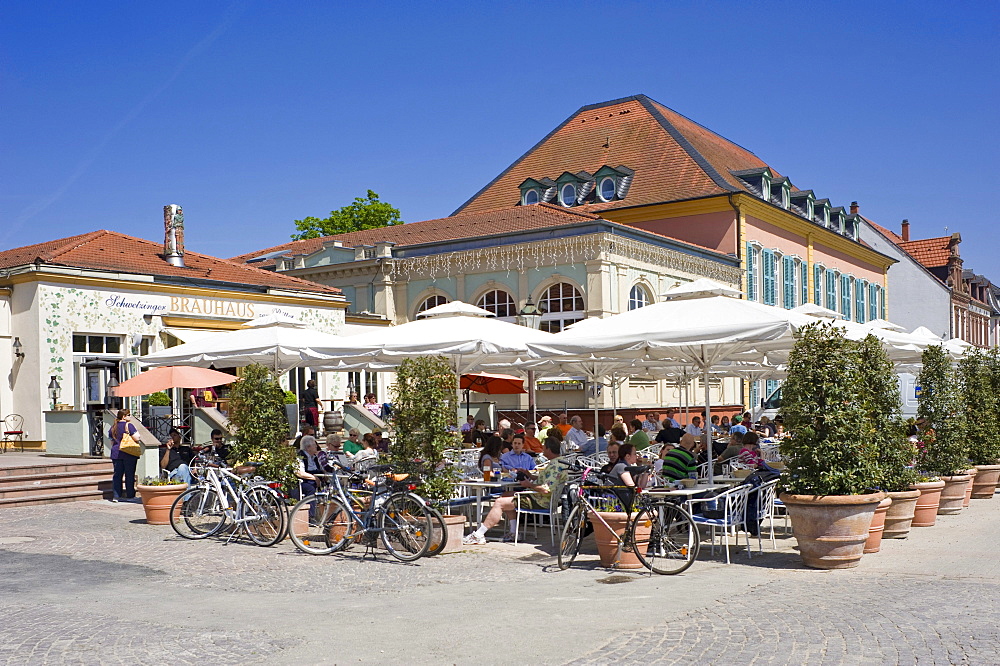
[2,1,998,275]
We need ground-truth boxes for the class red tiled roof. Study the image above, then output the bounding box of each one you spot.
[232,203,605,266]
[867,219,905,244]
[898,237,951,269]
[0,230,341,295]
[453,95,778,215]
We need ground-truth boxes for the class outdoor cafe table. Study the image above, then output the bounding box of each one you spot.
[646,483,730,513]
[458,479,523,526]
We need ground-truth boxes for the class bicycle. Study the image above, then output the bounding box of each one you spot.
[169,462,288,547]
[557,465,700,575]
[287,463,434,561]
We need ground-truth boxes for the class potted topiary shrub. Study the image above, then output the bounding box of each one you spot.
[389,356,464,555]
[136,476,187,525]
[146,390,172,420]
[856,336,919,548]
[961,347,1000,499]
[778,323,885,569]
[283,389,299,437]
[915,344,969,517]
[228,364,298,495]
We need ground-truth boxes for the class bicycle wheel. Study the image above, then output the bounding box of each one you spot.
[379,492,433,562]
[240,486,288,547]
[423,505,449,557]
[557,504,586,570]
[288,495,353,555]
[631,503,700,575]
[170,487,226,540]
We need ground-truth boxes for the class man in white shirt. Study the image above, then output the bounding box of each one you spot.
[664,409,681,429]
[564,415,590,454]
[684,416,704,438]
[460,415,475,433]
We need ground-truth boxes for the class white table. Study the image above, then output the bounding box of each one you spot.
[458,479,523,525]
[646,483,730,513]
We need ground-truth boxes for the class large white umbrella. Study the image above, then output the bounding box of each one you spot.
[138,318,373,374]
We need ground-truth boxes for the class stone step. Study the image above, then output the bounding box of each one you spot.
[0,460,112,479]
[0,488,113,508]
[0,468,114,488]
[0,477,113,500]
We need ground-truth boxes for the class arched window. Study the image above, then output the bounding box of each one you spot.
[560,183,577,207]
[476,289,516,319]
[523,189,539,205]
[628,284,651,310]
[539,282,585,332]
[416,294,448,316]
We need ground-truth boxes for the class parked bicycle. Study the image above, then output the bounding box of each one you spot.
[169,461,288,547]
[287,462,435,561]
[557,464,700,575]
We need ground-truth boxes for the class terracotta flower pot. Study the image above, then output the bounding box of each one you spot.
[428,514,466,555]
[972,464,1000,499]
[883,489,921,539]
[963,468,977,508]
[592,512,650,570]
[137,483,188,525]
[864,496,893,554]
[937,475,971,515]
[909,480,945,527]
[780,492,886,570]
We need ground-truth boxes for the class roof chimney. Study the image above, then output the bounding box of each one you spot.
[163,204,185,267]
[901,219,910,241]
[850,201,859,215]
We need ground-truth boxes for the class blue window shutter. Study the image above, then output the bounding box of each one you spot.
[855,279,866,323]
[841,275,851,317]
[869,284,878,321]
[878,285,886,319]
[782,256,795,308]
[813,265,822,305]
[800,262,808,306]
[762,250,776,306]
[746,243,757,301]
[825,270,836,310]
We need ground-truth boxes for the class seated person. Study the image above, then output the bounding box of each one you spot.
[738,433,764,467]
[599,442,621,475]
[159,428,193,484]
[660,433,704,482]
[297,424,318,451]
[756,416,777,438]
[714,431,746,473]
[499,434,537,477]
[296,440,326,497]
[521,423,544,454]
[208,429,229,463]
[462,439,571,544]
[321,434,353,469]
[352,433,379,465]
[628,419,650,448]
[478,436,504,475]
[605,443,650,489]
[728,415,748,435]
[579,424,607,457]
[655,420,684,445]
[343,428,363,455]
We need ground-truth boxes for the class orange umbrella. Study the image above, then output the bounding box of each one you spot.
[460,372,526,395]
[114,366,239,397]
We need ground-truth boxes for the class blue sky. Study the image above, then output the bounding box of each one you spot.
[2,1,998,275]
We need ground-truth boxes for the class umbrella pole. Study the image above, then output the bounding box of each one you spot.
[527,370,536,429]
[704,365,714,485]
[593,380,599,443]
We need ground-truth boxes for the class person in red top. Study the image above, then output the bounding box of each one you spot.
[189,387,217,408]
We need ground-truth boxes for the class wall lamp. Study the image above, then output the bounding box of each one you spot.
[13,337,24,359]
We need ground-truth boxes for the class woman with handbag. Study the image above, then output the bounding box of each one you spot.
[108,408,141,502]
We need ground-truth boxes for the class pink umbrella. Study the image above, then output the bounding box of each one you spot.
[114,366,239,397]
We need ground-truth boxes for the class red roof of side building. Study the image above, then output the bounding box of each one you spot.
[231,203,606,267]
[897,237,951,269]
[452,94,778,215]
[866,220,905,244]
[0,230,341,295]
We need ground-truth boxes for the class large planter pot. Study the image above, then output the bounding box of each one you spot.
[909,480,945,527]
[972,464,1000,499]
[428,514,466,555]
[863,497,893,554]
[780,492,886,570]
[937,475,971,515]
[284,404,299,436]
[137,483,188,525]
[592,512,651,570]
[883,489,921,539]
[963,468,977,508]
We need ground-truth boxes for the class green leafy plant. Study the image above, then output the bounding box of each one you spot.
[291,190,403,240]
[389,356,461,503]
[856,335,919,491]
[282,390,297,405]
[959,347,1000,466]
[916,344,968,476]
[138,476,185,486]
[228,364,298,490]
[779,323,879,495]
[147,391,171,407]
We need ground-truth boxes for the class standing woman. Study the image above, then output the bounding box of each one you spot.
[108,408,141,502]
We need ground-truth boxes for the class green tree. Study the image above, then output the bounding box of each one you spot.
[916,344,967,476]
[856,335,918,491]
[389,356,461,503]
[227,364,297,490]
[291,190,403,240]
[779,322,879,495]
[959,347,1000,465]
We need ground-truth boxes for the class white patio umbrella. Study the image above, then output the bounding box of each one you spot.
[138,318,374,375]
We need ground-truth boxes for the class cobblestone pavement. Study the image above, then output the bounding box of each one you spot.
[2,497,999,664]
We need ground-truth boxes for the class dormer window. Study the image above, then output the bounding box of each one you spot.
[731,167,773,200]
[844,216,859,241]
[829,207,846,234]
[560,183,577,207]
[523,189,539,205]
[518,177,557,206]
[813,198,831,227]
[599,177,616,202]
[769,177,790,209]
[789,190,815,221]
[592,165,635,203]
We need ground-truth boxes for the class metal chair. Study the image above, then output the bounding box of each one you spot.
[2,414,25,453]
[752,479,780,552]
[688,484,752,564]
[513,490,561,544]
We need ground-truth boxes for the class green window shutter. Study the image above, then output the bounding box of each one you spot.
[746,243,757,301]
[878,285,886,319]
[825,270,837,310]
[813,265,822,305]
[869,283,878,321]
[840,275,851,317]
[782,256,795,308]
[762,250,776,306]
[800,262,808,306]
[855,279,866,323]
